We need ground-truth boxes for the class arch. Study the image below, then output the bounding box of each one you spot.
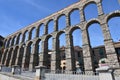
[8,38,12,47]
[19,33,22,44]
[86,19,101,30]
[13,36,17,45]
[6,38,11,47]
[6,48,13,66]
[87,22,105,71]
[71,28,84,71]
[11,36,16,46]
[82,1,97,11]
[69,8,81,26]
[17,44,25,67]
[39,23,44,36]
[69,26,81,35]
[16,33,22,44]
[2,49,8,64]
[23,30,29,42]
[46,19,54,34]
[106,11,120,23]
[24,41,33,69]
[5,40,8,48]
[4,39,7,48]
[58,31,66,70]
[57,14,66,30]
[84,2,98,21]
[30,27,36,40]
[107,15,120,63]
[30,39,41,67]
[43,34,53,69]
[11,46,19,66]
[56,31,66,39]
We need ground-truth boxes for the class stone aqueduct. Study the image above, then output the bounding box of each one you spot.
[1,0,120,73]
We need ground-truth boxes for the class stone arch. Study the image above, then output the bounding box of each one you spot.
[107,12,120,63]
[38,23,45,36]
[34,38,41,66]
[17,44,25,67]
[56,31,66,39]
[43,34,53,69]
[86,19,101,30]
[23,30,29,42]
[11,46,19,66]
[82,0,97,10]
[24,41,33,69]
[83,1,98,21]
[106,11,120,23]
[57,14,66,30]
[69,26,84,71]
[46,19,54,34]
[68,8,81,26]
[56,31,67,70]
[87,20,105,71]
[5,39,9,48]
[6,48,13,66]
[5,39,8,48]
[13,36,17,45]
[30,27,36,40]
[2,49,8,64]
[69,26,81,35]
[16,33,22,44]
[8,38,12,47]
[4,39,7,48]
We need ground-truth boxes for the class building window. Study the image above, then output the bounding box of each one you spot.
[78,51,81,57]
[115,48,120,62]
[99,48,104,58]
[115,48,120,55]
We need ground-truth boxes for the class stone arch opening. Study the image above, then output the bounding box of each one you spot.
[56,31,66,70]
[4,39,7,48]
[2,49,8,64]
[84,3,98,21]
[6,39,10,48]
[24,41,33,69]
[107,14,120,63]
[31,27,36,40]
[43,35,53,69]
[6,48,13,66]
[39,23,44,37]
[17,44,24,67]
[11,46,19,66]
[6,38,11,47]
[34,39,41,67]
[19,33,22,44]
[87,21,105,71]
[8,38,12,47]
[23,30,29,42]
[47,19,54,34]
[57,14,66,30]
[16,33,22,44]
[12,36,17,45]
[69,26,84,72]
[69,9,81,26]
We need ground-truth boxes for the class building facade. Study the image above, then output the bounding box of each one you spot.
[0,35,4,64]
[0,0,120,74]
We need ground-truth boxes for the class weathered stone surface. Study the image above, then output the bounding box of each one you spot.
[1,0,120,74]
